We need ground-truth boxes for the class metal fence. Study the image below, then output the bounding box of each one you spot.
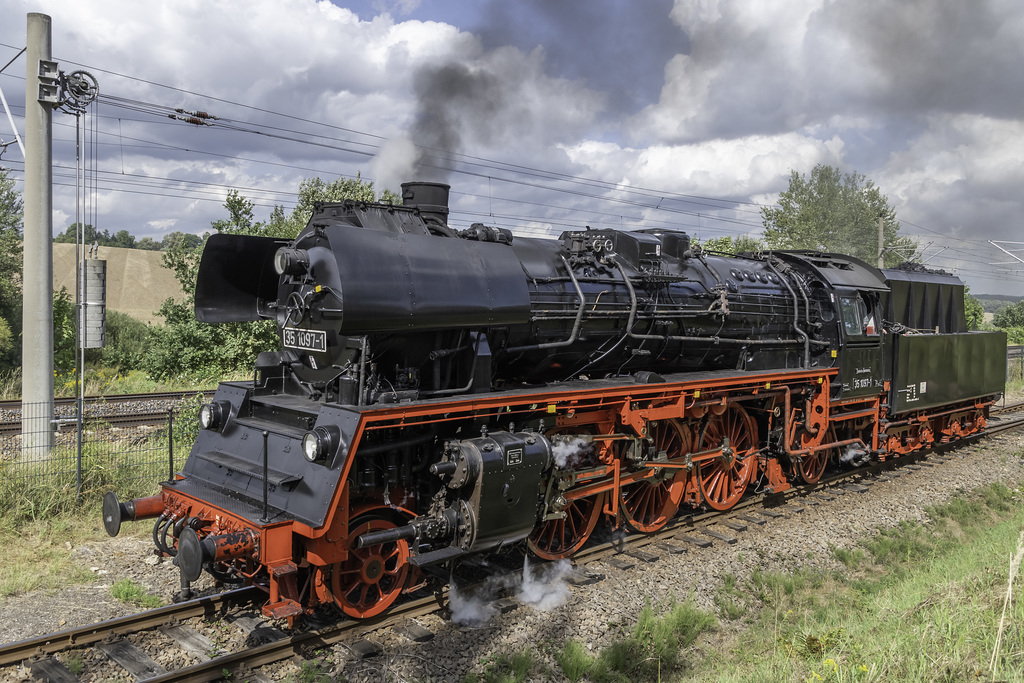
[1009,345,1024,384]
[0,398,201,515]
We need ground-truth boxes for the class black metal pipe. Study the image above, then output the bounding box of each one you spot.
[505,256,587,353]
[766,258,811,367]
[356,524,418,549]
[168,407,175,481]
[429,460,458,477]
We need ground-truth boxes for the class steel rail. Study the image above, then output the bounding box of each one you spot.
[991,400,1024,416]
[0,586,261,666]
[141,594,447,683]
[0,410,175,435]
[0,390,210,413]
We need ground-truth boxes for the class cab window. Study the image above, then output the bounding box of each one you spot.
[838,294,879,338]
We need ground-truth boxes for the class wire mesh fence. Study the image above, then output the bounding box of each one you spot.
[0,396,203,519]
[1008,345,1024,385]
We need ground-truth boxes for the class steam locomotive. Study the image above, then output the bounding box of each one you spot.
[103,182,1006,622]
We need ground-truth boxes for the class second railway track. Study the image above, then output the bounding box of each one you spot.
[0,390,212,435]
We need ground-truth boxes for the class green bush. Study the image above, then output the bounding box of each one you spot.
[85,310,152,372]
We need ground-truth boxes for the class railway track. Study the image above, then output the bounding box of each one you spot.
[4,408,1023,682]
[0,390,211,436]
[0,391,209,411]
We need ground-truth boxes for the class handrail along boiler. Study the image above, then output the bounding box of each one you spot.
[103,182,1007,621]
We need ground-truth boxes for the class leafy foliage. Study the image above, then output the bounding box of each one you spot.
[698,234,766,255]
[974,294,1024,314]
[84,310,152,371]
[0,168,22,371]
[993,300,1024,329]
[1002,327,1024,344]
[761,164,917,267]
[53,223,202,252]
[0,318,12,359]
[53,287,76,379]
[964,286,985,330]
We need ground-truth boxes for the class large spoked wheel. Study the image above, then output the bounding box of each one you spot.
[529,427,606,560]
[331,517,410,619]
[621,420,690,533]
[528,492,607,560]
[697,404,757,510]
[797,426,834,484]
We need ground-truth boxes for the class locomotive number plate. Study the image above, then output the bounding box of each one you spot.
[282,327,326,352]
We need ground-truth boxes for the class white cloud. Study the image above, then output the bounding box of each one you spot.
[880,114,1024,231]
[562,132,844,198]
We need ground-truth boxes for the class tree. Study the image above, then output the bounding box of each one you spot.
[265,173,398,237]
[993,300,1024,329]
[698,234,766,256]
[160,231,203,252]
[964,286,985,331]
[111,230,136,249]
[0,168,22,371]
[992,300,1024,344]
[85,310,152,371]
[53,287,76,381]
[54,223,108,245]
[761,165,918,267]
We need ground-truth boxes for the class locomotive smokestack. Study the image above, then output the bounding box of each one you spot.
[402,181,451,226]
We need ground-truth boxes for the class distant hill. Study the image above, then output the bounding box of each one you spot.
[973,294,1023,315]
[53,243,184,325]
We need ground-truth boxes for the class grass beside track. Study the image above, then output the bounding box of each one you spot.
[460,477,1024,683]
[684,479,1024,683]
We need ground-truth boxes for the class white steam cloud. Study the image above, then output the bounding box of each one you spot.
[518,558,573,610]
[552,436,590,469]
[448,557,575,626]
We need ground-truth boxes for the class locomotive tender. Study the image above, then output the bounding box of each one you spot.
[103,182,1007,621]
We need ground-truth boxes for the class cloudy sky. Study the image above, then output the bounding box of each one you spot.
[1,0,1023,294]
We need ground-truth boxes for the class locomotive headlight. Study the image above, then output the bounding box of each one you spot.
[302,425,341,463]
[198,401,231,431]
[273,247,310,275]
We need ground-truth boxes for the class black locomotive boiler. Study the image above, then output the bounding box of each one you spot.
[103,182,1006,621]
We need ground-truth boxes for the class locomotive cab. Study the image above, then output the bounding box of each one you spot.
[834,288,886,399]
[771,252,889,400]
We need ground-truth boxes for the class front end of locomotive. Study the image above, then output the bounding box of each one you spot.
[101,383,358,620]
[102,381,561,621]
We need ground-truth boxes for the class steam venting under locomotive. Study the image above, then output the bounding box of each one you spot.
[103,181,1006,622]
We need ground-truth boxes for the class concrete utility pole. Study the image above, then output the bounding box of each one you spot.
[22,12,55,457]
[877,215,885,268]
